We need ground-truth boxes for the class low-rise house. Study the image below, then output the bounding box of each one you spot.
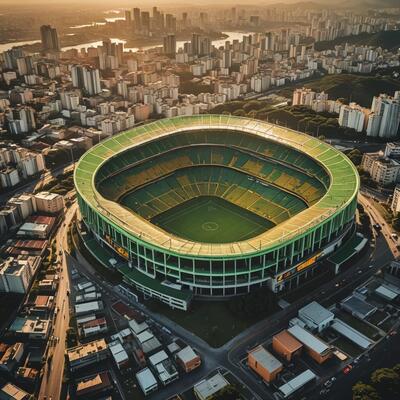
[76,371,113,398]
[0,382,30,400]
[74,300,103,316]
[176,346,201,373]
[0,343,24,372]
[67,339,108,372]
[194,372,229,400]
[9,317,50,340]
[15,367,39,384]
[149,350,179,386]
[136,367,158,396]
[108,340,129,370]
[80,317,108,338]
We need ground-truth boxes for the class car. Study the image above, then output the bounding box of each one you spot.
[330,377,337,383]
[324,381,332,388]
[343,365,353,374]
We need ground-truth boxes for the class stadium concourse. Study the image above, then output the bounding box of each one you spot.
[74,115,360,309]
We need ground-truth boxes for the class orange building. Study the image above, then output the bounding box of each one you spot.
[248,345,283,382]
[272,330,303,362]
[287,325,332,364]
[176,346,201,373]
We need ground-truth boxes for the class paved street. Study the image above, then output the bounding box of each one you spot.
[38,203,77,400]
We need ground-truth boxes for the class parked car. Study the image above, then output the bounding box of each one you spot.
[343,365,353,374]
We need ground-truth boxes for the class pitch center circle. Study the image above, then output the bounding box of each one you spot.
[202,221,219,231]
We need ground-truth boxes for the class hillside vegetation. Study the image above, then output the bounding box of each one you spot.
[277,73,400,107]
[315,30,400,51]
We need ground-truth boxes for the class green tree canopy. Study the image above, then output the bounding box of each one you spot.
[370,368,400,398]
[353,382,381,400]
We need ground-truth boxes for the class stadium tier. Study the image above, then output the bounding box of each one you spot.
[75,115,359,300]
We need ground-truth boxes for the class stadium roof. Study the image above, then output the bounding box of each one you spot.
[74,115,359,257]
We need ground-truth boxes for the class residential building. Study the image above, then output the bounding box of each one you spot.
[76,371,113,398]
[71,65,102,96]
[0,343,24,373]
[175,346,201,373]
[148,350,179,386]
[34,192,65,214]
[391,185,400,214]
[66,339,109,371]
[40,25,60,52]
[9,317,50,340]
[338,102,369,132]
[136,368,158,396]
[367,92,400,138]
[194,373,230,400]
[361,152,400,185]
[108,340,129,370]
[0,257,34,294]
[0,383,30,400]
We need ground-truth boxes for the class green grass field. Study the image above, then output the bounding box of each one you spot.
[151,196,274,243]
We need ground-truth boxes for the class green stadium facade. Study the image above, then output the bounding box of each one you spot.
[74,115,359,308]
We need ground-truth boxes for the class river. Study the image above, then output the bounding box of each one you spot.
[0,31,253,54]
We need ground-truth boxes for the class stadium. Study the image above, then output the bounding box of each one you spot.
[74,115,359,310]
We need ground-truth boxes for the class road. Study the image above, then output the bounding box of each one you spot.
[359,192,399,258]
[0,163,73,205]
[37,203,77,400]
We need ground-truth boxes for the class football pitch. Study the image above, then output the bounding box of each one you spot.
[151,196,274,243]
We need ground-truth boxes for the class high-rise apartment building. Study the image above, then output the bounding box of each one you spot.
[163,35,177,57]
[338,103,370,132]
[71,65,101,96]
[40,25,60,52]
[367,92,400,138]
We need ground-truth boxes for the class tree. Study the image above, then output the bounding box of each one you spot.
[370,368,400,398]
[232,109,246,117]
[347,149,363,166]
[352,382,381,400]
[210,385,242,400]
[243,100,264,112]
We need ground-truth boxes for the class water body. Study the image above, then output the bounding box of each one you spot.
[0,31,253,54]
[62,31,254,53]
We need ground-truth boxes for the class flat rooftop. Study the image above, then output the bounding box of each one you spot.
[288,324,330,355]
[273,330,303,352]
[341,295,377,318]
[67,339,107,362]
[249,345,282,372]
[279,369,316,397]
[194,372,229,400]
[299,301,334,324]
[75,115,359,257]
